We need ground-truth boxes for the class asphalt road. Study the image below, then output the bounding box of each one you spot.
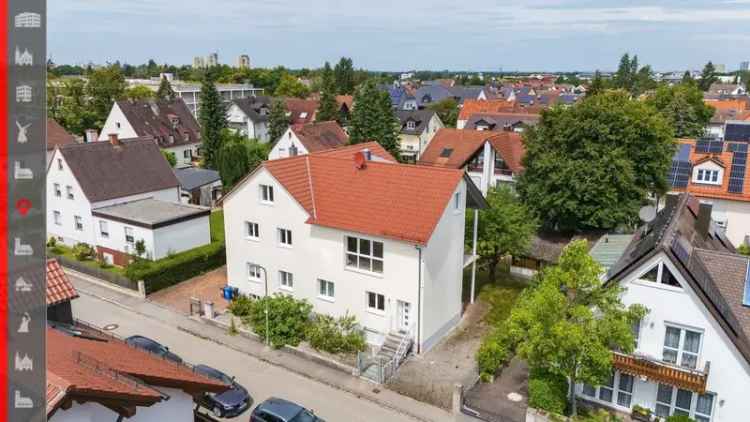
[72,292,427,422]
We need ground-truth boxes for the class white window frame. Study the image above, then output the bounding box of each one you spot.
[57,158,63,170]
[74,215,83,231]
[279,270,293,291]
[247,263,263,282]
[99,220,109,238]
[636,260,682,290]
[53,211,61,226]
[277,228,292,247]
[124,227,135,244]
[580,371,635,410]
[366,291,386,315]
[66,185,74,200]
[345,235,384,274]
[406,120,416,130]
[53,183,61,197]
[245,221,260,240]
[454,191,462,212]
[259,184,274,204]
[662,324,703,369]
[694,167,721,185]
[655,383,715,422]
[318,279,335,301]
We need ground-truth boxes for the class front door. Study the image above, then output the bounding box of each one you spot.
[397,301,411,333]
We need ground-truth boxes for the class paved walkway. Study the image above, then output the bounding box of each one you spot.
[69,273,455,422]
[463,358,529,422]
[148,266,229,314]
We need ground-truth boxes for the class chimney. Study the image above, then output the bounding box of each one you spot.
[362,148,372,161]
[108,133,120,146]
[354,151,367,169]
[696,202,713,238]
[664,193,680,211]
[84,129,98,143]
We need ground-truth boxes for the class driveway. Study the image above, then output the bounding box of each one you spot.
[148,266,229,314]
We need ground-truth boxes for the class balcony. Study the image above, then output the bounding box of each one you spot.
[612,352,709,393]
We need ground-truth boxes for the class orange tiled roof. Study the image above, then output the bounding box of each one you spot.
[46,259,79,306]
[290,121,349,153]
[335,95,353,110]
[459,99,517,121]
[285,98,318,125]
[704,99,747,112]
[314,141,397,162]
[417,128,525,173]
[264,148,465,245]
[672,138,750,202]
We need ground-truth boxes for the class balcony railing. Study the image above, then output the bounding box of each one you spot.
[494,168,514,177]
[612,352,709,393]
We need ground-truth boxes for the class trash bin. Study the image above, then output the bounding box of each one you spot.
[221,286,234,301]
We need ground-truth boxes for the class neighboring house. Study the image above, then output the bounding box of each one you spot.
[707,83,747,97]
[668,138,750,247]
[395,110,444,162]
[415,85,486,108]
[172,82,263,117]
[222,144,487,353]
[417,129,525,195]
[581,193,750,422]
[285,98,318,125]
[227,96,272,142]
[46,119,77,165]
[724,121,750,142]
[174,167,223,207]
[47,136,211,266]
[336,95,353,124]
[509,232,606,278]
[379,84,418,110]
[98,99,201,168]
[704,100,750,139]
[47,324,227,421]
[46,258,79,324]
[457,99,544,129]
[463,112,540,132]
[268,121,349,160]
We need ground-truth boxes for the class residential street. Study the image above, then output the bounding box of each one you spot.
[71,282,451,422]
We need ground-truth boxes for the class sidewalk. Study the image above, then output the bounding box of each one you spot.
[69,274,455,422]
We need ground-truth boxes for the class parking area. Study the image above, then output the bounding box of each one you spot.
[148,266,230,315]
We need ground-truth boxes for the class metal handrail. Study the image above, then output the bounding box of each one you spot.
[382,323,415,383]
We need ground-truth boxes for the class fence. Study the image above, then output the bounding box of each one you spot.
[53,254,139,291]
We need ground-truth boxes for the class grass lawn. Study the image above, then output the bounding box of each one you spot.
[463,260,529,325]
[210,209,225,243]
[48,244,126,276]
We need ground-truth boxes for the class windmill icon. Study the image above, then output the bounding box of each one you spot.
[16,121,30,143]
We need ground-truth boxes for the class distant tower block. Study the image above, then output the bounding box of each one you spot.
[207,52,219,67]
[193,56,205,69]
[238,54,251,69]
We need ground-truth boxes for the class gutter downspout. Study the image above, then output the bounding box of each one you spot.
[416,245,423,354]
[471,208,478,304]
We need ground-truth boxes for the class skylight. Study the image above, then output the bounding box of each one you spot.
[440,148,453,158]
[743,260,750,307]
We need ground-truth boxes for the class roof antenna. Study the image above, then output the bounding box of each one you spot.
[638,205,657,223]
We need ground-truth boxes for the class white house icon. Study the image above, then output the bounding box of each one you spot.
[15,47,32,66]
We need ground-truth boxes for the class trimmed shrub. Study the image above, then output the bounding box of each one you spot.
[477,327,510,381]
[241,294,312,349]
[72,242,96,261]
[306,313,366,354]
[528,367,569,415]
[574,408,623,422]
[228,295,254,317]
[125,241,225,293]
[666,416,696,422]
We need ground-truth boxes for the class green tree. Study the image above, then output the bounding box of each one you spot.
[349,81,400,159]
[334,57,355,95]
[698,61,718,92]
[587,71,606,97]
[613,53,633,92]
[57,78,98,135]
[516,91,675,231]
[482,240,647,416]
[316,62,339,122]
[466,186,538,282]
[633,65,656,96]
[274,74,310,99]
[86,65,127,126]
[197,73,228,169]
[268,98,290,144]
[156,75,176,101]
[162,150,177,167]
[646,84,715,138]
[124,85,155,100]
[216,129,270,188]
[681,71,695,86]
[427,98,458,128]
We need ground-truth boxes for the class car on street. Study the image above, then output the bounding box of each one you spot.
[124,335,183,363]
[250,397,324,422]
[194,364,253,418]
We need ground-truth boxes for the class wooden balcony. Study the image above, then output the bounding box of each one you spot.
[612,352,709,393]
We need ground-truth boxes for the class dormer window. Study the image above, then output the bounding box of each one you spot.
[696,169,718,183]
[406,120,416,130]
[299,112,308,119]
[692,162,723,186]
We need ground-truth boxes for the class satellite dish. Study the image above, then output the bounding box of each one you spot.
[639,205,657,223]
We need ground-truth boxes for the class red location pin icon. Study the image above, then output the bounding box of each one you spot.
[16,198,32,216]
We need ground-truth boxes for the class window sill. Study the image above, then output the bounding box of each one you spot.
[344,266,384,278]
[317,295,335,303]
[279,285,294,292]
[277,243,293,249]
[248,278,263,284]
[366,309,386,317]
[632,279,684,293]
[259,201,274,207]
[245,236,260,243]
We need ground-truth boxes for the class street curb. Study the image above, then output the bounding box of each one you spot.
[177,325,443,422]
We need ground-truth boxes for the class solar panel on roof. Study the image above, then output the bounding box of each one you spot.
[693,138,724,154]
[667,160,692,188]
[728,147,747,194]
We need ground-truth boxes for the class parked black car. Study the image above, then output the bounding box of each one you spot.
[250,398,323,422]
[124,335,183,363]
[194,364,252,418]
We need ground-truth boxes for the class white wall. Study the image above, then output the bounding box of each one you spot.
[577,252,750,422]
[47,150,95,246]
[163,142,200,168]
[268,128,308,160]
[97,103,139,141]
[700,198,750,247]
[227,104,269,143]
[94,216,156,259]
[152,215,211,259]
[51,387,195,422]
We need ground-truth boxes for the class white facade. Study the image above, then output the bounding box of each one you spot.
[268,128,307,160]
[465,142,516,196]
[399,114,444,160]
[51,387,194,422]
[227,103,270,143]
[576,252,750,422]
[177,84,264,117]
[223,167,468,352]
[698,197,750,247]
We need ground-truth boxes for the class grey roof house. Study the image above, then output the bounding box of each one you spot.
[173,167,223,207]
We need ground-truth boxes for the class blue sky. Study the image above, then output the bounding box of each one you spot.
[49,0,750,72]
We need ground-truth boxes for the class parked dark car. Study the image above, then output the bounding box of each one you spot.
[194,364,252,418]
[250,398,323,422]
[124,335,183,363]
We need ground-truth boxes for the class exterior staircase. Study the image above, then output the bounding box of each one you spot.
[359,331,413,384]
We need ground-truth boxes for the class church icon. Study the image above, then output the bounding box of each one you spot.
[15,47,32,66]
[14,352,33,371]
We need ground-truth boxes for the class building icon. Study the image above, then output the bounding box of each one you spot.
[15,353,33,371]
[16,85,32,103]
[15,47,32,66]
[15,12,41,28]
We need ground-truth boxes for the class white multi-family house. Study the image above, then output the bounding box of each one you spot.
[98,99,201,168]
[222,142,486,353]
[227,96,272,142]
[268,121,348,160]
[417,128,525,195]
[47,136,210,266]
[577,193,750,422]
[395,110,444,162]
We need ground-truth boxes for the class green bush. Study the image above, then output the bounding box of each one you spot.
[574,408,622,422]
[125,241,225,293]
[228,295,254,317]
[241,294,312,348]
[666,415,696,422]
[306,313,366,354]
[72,242,96,261]
[738,243,750,256]
[477,327,510,381]
[528,367,569,415]
[47,237,57,248]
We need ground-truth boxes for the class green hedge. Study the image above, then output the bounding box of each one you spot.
[125,241,226,294]
[528,368,569,415]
